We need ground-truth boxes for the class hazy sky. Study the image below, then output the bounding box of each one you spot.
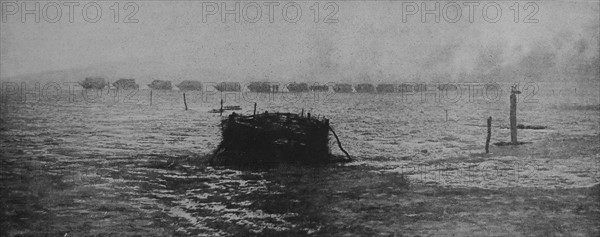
[1,1,598,82]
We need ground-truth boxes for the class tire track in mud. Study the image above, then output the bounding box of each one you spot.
[1,148,321,236]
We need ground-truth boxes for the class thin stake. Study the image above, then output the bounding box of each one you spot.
[510,87,518,144]
[445,109,448,121]
[150,90,153,106]
[253,102,257,116]
[220,99,223,116]
[183,93,188,111]
[486,116,492,153]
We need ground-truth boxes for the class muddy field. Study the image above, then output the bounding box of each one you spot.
[1,81,599,236]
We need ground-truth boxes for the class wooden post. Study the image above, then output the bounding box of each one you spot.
[307,113,311,119]
[253,102,257,116]
[486,116,492,153]
[220,99,223,116]
[301,108,304,117]
[510,88,517,144]
[150,90,153,106]
[183,93,188,111]
[445,109,448,121]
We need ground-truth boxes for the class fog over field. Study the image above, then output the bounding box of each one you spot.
[1,1,598,85]
[2,1,600,236]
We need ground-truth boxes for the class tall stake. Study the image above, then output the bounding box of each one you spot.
[183,93,188,111]
[445,109,448,121]
[510,87,518,144]
[220,99,223,116]
[150,90,153,106]
[486,116,492,153]
[253,102,257,116]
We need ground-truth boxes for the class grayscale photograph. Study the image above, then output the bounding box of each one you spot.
[1,0,599,236]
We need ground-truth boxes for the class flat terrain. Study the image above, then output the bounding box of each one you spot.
[1,82,599,236]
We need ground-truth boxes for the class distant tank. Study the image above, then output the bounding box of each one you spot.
[79,77,107,90]
[176,80,203,91]
[355,83,375,93]
[397,83,414,93]
[148,80,172,90]
[113,79,139,90]
[413,84,427,92]
[214,82,241,92]
[333,83,353,93]
[247,82,273,93]
[376,84,396,93]
[286,82,309,93]
[309,84,329,92]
